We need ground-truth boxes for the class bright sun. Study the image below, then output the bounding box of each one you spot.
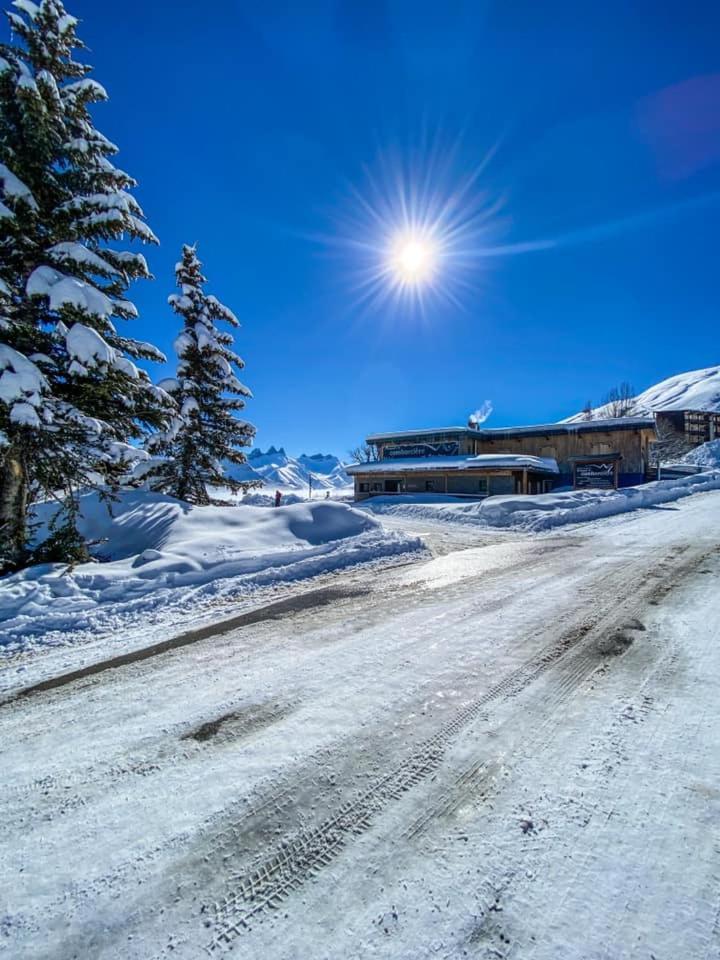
[388,233,438,286]
[333,140,508,313]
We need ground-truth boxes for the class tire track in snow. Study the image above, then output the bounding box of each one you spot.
[399,556,658,842]
[205,546,714,950]
[406,551,720,959]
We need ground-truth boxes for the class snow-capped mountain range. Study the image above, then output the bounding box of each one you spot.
[227,447,351,492]
[565,365,720,421]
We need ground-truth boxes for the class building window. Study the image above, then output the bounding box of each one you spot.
[359,482,369,493]
[591,443,611,454]
[371,481,382,492]
[425,479,435,491]
[478,477,489,496]
[540,445,557,459]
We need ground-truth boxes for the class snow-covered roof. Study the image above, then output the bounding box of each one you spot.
[367,426,469,441]
[346,455,560,475]
[367,417,655,444]
[477,417,655,438]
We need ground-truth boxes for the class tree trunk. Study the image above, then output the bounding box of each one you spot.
[0,443,28,570]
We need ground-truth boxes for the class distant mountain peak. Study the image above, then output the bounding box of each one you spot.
[226,447,350,491]
[249,445,286,459]
[298,452,334,462]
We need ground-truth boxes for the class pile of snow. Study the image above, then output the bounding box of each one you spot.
[681,439,720,470]
[0,491,423,654]
[227,446,351,493]
[565,365,720,421]
[362,471,720,533]
[240,491,306,507]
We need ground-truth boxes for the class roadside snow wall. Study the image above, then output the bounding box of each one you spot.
[363,471,720,533]
[0,491,423,651]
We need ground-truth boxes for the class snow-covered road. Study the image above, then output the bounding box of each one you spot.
[2,492,720,959]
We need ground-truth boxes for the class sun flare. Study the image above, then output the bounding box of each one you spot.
[388,233,438,286]
[328,137,507,315]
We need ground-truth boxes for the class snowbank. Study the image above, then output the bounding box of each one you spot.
[362,471,720,532]
[211,490,351,507]
[0,491,423,654]
[239,491,306,507]
[682,439,720,470]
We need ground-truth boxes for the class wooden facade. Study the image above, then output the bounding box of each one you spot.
[655,410,720,447]
[352,466,555,500]
[351,418,660,500]
[467,422,656,486]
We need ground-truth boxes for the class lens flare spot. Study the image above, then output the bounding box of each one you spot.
[388,233,438,286]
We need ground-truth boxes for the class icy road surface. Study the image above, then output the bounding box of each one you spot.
[2,492,720,959]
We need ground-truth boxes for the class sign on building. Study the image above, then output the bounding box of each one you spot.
[574,460,617,489]
[384,441,460,459]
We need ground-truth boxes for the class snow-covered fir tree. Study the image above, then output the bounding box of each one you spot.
[146,244,257,504]
[0,0,171,569]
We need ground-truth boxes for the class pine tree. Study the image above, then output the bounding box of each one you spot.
[0,1,170,569]
[146,245,257,504]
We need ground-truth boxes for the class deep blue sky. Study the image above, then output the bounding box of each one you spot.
[46,1,720,454]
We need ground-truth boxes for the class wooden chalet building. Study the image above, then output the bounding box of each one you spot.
[347,417,658,500]
[654,409,720,448]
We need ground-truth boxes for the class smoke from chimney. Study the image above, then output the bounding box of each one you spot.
[468,400,493,429]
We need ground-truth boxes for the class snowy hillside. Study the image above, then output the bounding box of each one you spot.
[565,365,720,421]
[226,447,351,492]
